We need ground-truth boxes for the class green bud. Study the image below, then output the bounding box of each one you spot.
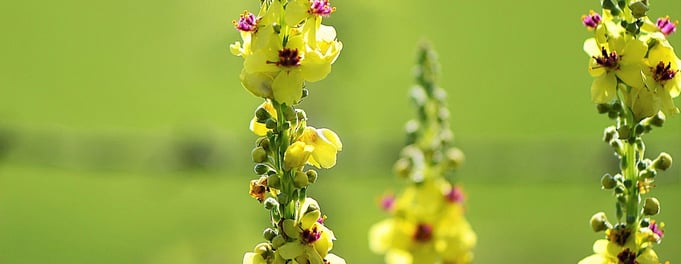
[649,112,666,127]
[629,1,649,18]
[643,197,660,215]
[254,163,271,175]
[257,137,270,150]
[590,212,610,232]
[296,109,307,122]
[282,219,299,238]
[264,197,278,210]
[267,174,281,189]
[626,214,636,224]
[608,110,619,119]
[278,193,289,205]
[640,169,656,179]
[597,103,611,114]
[263,228,278,241]
[394,158,412,178]
[640,218,650,228]
[614,186,625,194]
[446,147,465,169]
[617,126,630,139]
[272,23,281,34]
[653,152,672,171]
[265,119,277,130]
[611,140,624,156]
[271,235,286,249]
[301,88,309,98]
[256,107,271,123]
[603,126,617,143]
[306,170,318,184]
[633,124,647,136]
[601,174,616,189]
[623,179,633,188]
[252,147,268,163]
[616,202,623,220]
[282,106,296,121]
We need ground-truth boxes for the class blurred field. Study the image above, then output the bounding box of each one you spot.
[1,0,681,263]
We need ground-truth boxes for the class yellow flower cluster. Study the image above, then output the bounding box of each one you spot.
[583,3,681,121]
[243,198,345,264]
[579,223,665,264]
[370,178,476,264]
[231,0,342,105]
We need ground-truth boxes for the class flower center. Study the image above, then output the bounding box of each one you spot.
[235,11,257,32]
[607,225,631,246]
[302,226,322,244]
[413,223,433,242]
[651,61,678,82]
[309,0,335,16]
[582,11,602,29]
[269,48,301,67]
[616,248,638,264]
[593,47,620,70]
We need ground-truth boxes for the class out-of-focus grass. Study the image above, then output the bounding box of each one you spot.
[1,163,679,263]
[0,0,680,263]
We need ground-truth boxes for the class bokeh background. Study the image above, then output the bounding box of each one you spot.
[1,0,680,263]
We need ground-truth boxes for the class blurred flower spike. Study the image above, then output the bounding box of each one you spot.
[230,0,345,263]
[578,1,678,263]
[369,44,476,264]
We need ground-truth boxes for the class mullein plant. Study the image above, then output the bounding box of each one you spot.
[578,1,680,264]
[368,45,476,264]
[230,0,345,263]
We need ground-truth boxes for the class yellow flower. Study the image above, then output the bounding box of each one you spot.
[645,42,681,98]
[298,127,342,168]
[284,141,315,170]
[249,101,278,136]
[242,252,266,264]
[584,36,647,103]
[578,239,660,264]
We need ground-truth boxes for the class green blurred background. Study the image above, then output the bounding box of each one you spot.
[1,0,680,263]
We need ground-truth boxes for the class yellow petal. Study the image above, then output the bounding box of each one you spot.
[591,73,617,103]
[240,69,275,99]
[385,249,413,264]
[243,252,267,264]
[272,70,304,105]
[324,254,346,264]
[284,0,310,27]
[301,52,333,82]
[284,141,314,170]
[617,64,644,88]
[368,219,395,253]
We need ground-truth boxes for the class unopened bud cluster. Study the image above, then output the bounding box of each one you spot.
[370,44,476,264]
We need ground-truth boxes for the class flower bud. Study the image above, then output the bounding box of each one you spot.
[272,235,286,249]
[263,228,278,241]
[611,140,624,155]
[256,137,270,150]
[601,173,616,189]
[264,197,278,210]
[306,170,318,183]
[649,112,666,127]
[267,174,281,189]
[596,103,611,114]
[590,212,610,232]
[254,163,271,175]
[278,193,290,205]
[640,169,657,179]
[301,88,309,98]
[603,126,618,143]
[282,106,296,121]
[446,147,465,169]
[643,197,660,215]
[252,147,268,163]
[394,158,411,178]
[255,107,271,123]
[652,152,672,171]
[265,119,277,130]
[294,171,309,188]
[629,1,649,18]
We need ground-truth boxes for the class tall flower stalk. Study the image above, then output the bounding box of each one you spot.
[230,0,345,263]
[578,1,679,263]
[369,44,476,264]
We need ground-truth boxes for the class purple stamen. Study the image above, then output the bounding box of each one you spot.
[302,226,322,244]
[380,194,395,211]
[650,221,664,238]
[652,61,678,82]
[657,16,678,36]
[582,11,602,29]
[310,0,334,16]
[267,48,301,67]
[616,248,638,264]
[235,11,257,32]
[446,186,464,204]
[593,47,620,70]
